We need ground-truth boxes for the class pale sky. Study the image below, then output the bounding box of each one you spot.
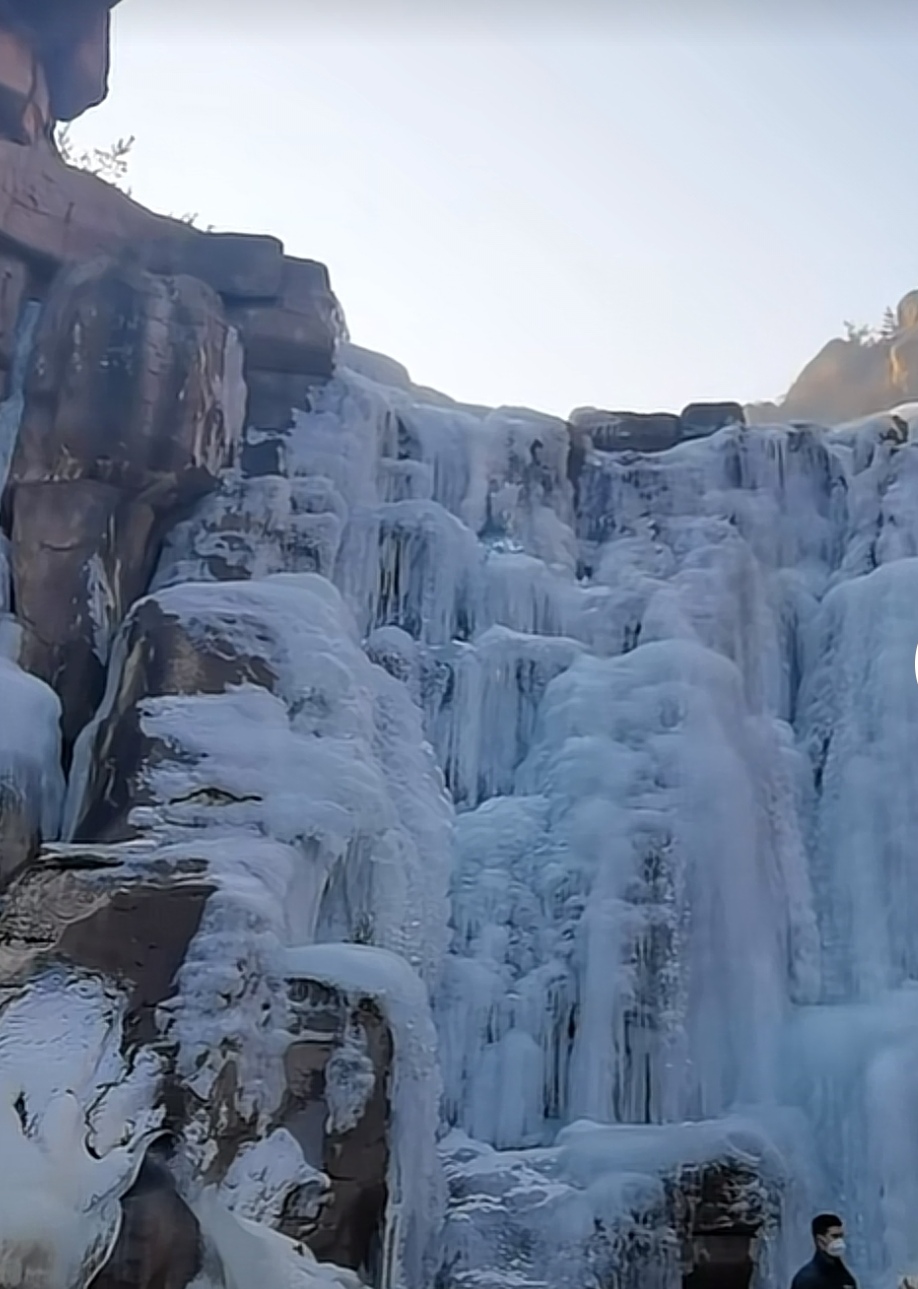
[65,0,918,418]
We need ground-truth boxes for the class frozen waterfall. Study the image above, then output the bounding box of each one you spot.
[155,354,918,1289]
[4,324,918,1289]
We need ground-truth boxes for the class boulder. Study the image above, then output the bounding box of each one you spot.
[680,401,746,437]
[11,257,240,501]
[889,330,918,400]
[4,256,245,748]
[570,407,682,453]
[137,232,285,303]
[9,478,158,751]
[228,302,336,379]
[0,0,120,123]
[66,593,276,843]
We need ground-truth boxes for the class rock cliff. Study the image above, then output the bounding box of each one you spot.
[2,8,916,1289]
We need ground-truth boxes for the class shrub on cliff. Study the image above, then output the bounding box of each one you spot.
[53,126,211,229]
[54,124,134,189]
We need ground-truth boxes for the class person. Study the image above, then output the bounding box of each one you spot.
[791,1214,857,1289]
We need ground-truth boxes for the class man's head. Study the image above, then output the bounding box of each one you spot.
[812,1214,846,1259]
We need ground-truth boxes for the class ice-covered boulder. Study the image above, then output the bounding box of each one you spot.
[66,574,453,982]
[0,837,440,1287]
[438,1118,798,1289]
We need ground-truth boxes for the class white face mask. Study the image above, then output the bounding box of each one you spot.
[825,1238,846,1259]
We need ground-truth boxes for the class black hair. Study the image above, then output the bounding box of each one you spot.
[812,1214,843,1240]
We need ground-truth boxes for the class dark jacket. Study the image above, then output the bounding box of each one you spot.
[791,1251,858,1289]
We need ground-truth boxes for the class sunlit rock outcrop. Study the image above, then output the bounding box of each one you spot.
[750,289,918,427]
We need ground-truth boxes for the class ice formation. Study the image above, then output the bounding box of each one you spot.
[150,360,918,1287]
[5,318,918,1289]
[282,369,918,1287]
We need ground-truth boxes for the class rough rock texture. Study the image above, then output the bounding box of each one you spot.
[680,400,746,436]
[88,1154,203,1289]
[769,336,892,426]
[570,407,683,454]
[0,835,397,1282]
[280,979,391,1273]
[569,402,745,456]
[0,0,121,124]
[65,592,276,844]
[0,8,395,1289]
[0,24,50,144]
[3,255,245,749]
[0,252,27,395]
[34,569,450,1288]
[0,142,342,409]
[748,288,918,426]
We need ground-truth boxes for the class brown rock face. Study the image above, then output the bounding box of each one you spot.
[775,337,893,425]
[0,837,395,1279]
[9,478,157,750]
[760,293,918,426]
[889,329,918,400]
[281,978,391,1272]
[138,232,285,303]
[69,596,274,843]
[89,1154,203,1289]
[0,24,50,144]
[0,0,119,126]
[0,139,341,444]
[4,255,244,748]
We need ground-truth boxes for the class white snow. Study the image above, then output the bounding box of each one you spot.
[323,1025,377,1135]
[0,1067,159,1289]
[191,1188,364,1289]
[218,1131,328,1227]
